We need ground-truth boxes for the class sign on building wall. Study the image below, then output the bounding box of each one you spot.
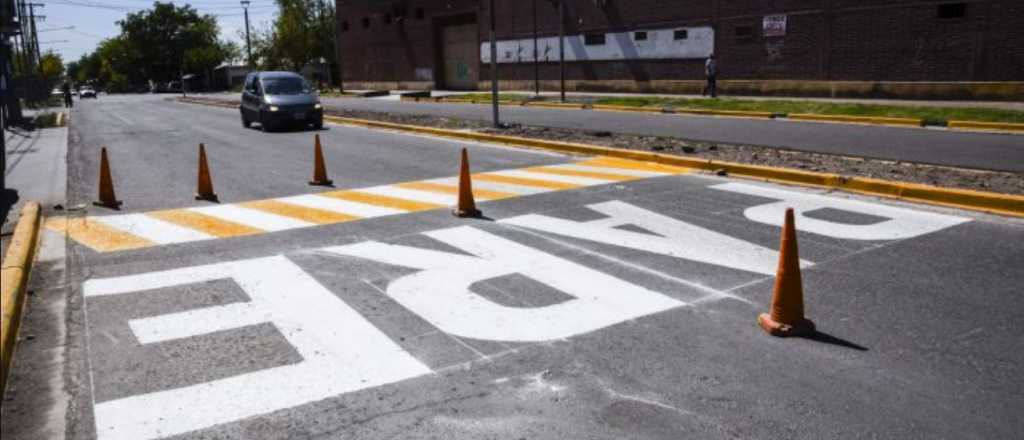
[763,14,787,37]
[481,26,714,64]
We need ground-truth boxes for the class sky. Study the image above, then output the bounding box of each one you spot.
[37,0,283,63]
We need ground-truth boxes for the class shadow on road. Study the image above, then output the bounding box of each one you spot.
[800,329,869,351]
[0,188,20,227]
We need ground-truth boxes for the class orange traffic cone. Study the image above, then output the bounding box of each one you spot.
[195,143,219,202]
[452,148,481,218]
[93,147,122,209]
[758,208,815,337]
[309,134,333,186]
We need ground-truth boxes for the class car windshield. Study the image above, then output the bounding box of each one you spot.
[262,77,309,95]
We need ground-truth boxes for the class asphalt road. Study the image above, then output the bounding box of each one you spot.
[308,95,1024,173]
[3,94,1023,440]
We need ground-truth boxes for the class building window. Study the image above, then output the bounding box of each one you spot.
[735,26,754,38]
[341,21,349,32]
[634,31,647,41]
[384,13,392,25]
[362,17,370,29]
[415,8,425,20]
[937,3,967,19]
[584,33,606,46]
[674,29,688,40]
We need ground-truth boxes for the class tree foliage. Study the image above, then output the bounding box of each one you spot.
[247,0,335,79]
[73,2,237,91]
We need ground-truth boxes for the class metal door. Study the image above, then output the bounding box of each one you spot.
[441,23,479,90]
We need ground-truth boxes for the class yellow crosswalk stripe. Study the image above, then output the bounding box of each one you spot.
[580,156,692,174]
[321,190,444,212]
[396,181,518,200]
[148,209,264,238]
[239,200,361,225]
[525,166,639,181]
[45,217,153,252]
[474,173,581,190]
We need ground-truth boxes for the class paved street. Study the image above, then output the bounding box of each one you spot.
[3,94,1023,440]
[308,94,1024,172]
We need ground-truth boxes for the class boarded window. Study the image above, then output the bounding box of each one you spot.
[384,13,392,24]
[341,21,349,32]
[634,31,648,41]
[416,8,425,20]
[674,29,688,40]
[362,17,370,29]
[584,33,606,46]
[937,3,967,19]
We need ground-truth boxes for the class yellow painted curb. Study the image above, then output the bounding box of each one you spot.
[1,202,42,395]
[591,104,665,114]
[787,113,923,127]
[55,112,64,127]
[947,120,1024,133]
[178,97,1024,217]
[524,101,587,110]
[673,108,775,119]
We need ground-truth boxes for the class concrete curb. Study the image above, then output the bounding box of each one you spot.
[786,113,923,127]
[177,97,1024,217]
[947,120,1024,133]
[1,202,42,395]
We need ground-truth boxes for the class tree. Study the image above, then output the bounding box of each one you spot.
[39,51,64,89]
[248,0,336,80]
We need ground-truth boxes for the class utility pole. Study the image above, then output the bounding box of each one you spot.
[558,0,565,102]
[532,0,538,96]
[488,0,500,128]
[241,0,252,68]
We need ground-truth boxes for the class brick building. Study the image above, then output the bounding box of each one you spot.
[335,1,1024,99]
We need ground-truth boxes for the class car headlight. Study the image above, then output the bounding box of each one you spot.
[313,103,322,110]
[268,105,280,112]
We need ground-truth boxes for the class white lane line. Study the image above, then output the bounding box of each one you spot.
[94,214,213,245]
[279,194,405,217]
[358,186,458,206]
[554,163,668,178]
[489,169,613,186]
[189,205,314,231]
[429,177,550,195]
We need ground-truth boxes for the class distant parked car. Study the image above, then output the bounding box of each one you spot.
[51,87,63,97]
[80,87,97,98]
[239,71,323,132]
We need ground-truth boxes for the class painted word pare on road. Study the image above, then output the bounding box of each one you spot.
[83,184,968,440]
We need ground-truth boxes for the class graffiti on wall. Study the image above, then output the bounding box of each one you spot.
[481,26,714,64]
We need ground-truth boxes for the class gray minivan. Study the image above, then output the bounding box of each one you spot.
[240,71,324,131]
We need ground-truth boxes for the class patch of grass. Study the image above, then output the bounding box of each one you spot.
[452,93,1024,124]
[32,112,62,128]
[593,97,1024,124]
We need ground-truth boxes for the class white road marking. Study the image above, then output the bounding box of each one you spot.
[86,256,432,440]
[279,194,405,217]
[502,200,804,276]
[325,226,684,342]
[189,205,314,231]
[94,214,212,245]
[489,169,613,186]
[358,185,458,206]
[712,183,971,240]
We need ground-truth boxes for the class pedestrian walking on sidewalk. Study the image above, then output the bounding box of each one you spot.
[704,54,718,98]
[62,81,74,108]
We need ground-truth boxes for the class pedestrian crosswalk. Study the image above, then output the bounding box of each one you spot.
[45,156,692,253]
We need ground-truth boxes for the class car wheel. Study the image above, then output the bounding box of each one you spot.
[260,112,273,132]
[241,112,251,128]
[313,118,323,130]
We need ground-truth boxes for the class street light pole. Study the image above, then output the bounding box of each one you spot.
[558,0,565,102]
[532,0,538,96]
[241,0,252,68]
[488,0,500,128]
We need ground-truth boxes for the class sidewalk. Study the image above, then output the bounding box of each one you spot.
[421,90,1024,111]
[1,109,67,263]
